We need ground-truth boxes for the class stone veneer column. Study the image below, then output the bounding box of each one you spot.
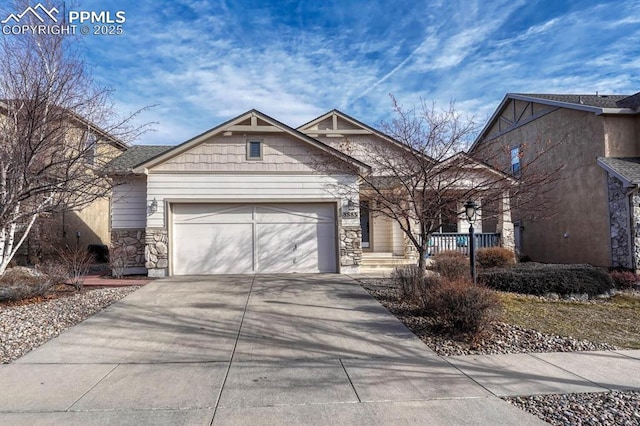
[496,193,515,252]
[403,233,418,260]
[608,175,632,268]
[629,190,640,272]
[110,229,146,274]
[145,228,168,277]
[339,226,362,273]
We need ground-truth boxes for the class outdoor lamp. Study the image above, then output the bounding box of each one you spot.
[464,200,478,284]
[464,200,477,224]
[149,198,158,215]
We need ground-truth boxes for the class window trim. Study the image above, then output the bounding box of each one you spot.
[246,139,263,160]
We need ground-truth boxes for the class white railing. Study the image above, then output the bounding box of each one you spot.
[427,233,501,256]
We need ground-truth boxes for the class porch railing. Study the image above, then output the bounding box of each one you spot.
[427,232,501,256]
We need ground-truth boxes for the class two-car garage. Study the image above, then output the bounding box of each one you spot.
[171,203,337,274]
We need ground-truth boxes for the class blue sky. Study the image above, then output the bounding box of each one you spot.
[75,0,639,145]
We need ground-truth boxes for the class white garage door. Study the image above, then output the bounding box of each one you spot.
[172,203,337,274]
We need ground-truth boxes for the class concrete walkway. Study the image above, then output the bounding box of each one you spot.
[0,275,637,425]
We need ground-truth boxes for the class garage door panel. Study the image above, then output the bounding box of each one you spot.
[174,205,253,224]
[256,204,335,223]
[257,223,319,272]
[173,223,253,274]
[172,203,336,274]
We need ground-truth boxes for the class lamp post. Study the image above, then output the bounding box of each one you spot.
[464,200,477,284]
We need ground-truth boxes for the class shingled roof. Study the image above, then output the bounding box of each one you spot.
[597,157,640,187]
[107,145,173,173]
[515,93,631,109]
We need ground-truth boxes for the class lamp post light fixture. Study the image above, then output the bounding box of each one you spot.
[464,200,478,284]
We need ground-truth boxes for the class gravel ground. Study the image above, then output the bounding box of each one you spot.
[0,286,140,364]
[360,281,617,356]
[505,392,640,426]
[358,278,640,426]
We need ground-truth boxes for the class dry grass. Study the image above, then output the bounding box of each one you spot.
[499,292,640,349]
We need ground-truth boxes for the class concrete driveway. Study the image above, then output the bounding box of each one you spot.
[0,275,545,425]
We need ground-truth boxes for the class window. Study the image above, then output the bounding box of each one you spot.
[246,140,263,160]
[440,201,459,233]
[510,146,521,175]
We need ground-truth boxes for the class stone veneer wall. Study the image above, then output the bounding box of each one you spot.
[339,226,362,273]
[145,228,168,277]
[630,190,640,272]
[110,229,145,268]
[607,175,632,269]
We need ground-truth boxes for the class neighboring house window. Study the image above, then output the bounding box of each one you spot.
[510,146,521,175]
[85,133,97,165]
[440,201,459,233]
[246,140,263,160]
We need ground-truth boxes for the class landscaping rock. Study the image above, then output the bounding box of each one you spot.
[0,287,139,364]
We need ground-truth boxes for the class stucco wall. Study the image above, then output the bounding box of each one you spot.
[474,104,613,266]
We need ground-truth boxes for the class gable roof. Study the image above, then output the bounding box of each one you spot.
[107,145,173,173]
[0,99,128,150]
[298,109,436,163]
[597,157,640,187]
[439,151,517,183]
[132,109,370,174]
[470,92,640,152]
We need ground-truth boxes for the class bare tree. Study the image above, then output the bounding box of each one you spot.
[0,0,150,274]
[332,96,562,272]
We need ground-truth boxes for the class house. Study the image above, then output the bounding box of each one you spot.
[470,92,640,270]
[0,100,127,262]
[109,109,513,276]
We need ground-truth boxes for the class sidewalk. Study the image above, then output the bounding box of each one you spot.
[447,350,640,396]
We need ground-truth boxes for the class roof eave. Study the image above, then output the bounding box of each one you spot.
[470,94,639,152]
[596,157,638,188]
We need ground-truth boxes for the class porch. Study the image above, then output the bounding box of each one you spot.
[359,232,501,271]
[427,232,501,256]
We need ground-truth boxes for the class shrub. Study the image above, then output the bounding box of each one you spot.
[424,277,500,335]
[110,245,131,279]
[478,263,614,297]
[610,270,640,289]
[391,265,440,305]
[0,267,53,302]
[431,250,469,280]
[58,246,93,290]
[476,247,516,269]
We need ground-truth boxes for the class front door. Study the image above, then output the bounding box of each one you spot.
[360,201,370,248]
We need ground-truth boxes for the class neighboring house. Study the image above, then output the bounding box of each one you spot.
[0,100,127,260]
[470,92,640,270]
[59,126,127,250]
[109,109,513,276]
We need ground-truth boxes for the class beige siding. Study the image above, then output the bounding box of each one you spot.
[391,220,404,255]
[372,215,393,252]
[151,134,331,173]
[146,173,357,228]
[315,134,404,175]
[111,176,147,229]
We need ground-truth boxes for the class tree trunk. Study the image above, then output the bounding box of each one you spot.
[0,212,39,275]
